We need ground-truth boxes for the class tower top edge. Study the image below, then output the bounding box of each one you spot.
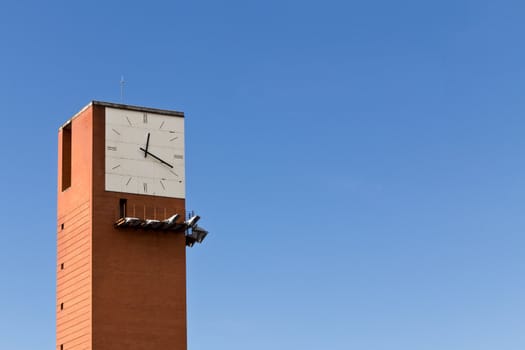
[59,100,185,131]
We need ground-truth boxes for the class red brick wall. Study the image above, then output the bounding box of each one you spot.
[57,106,94,349]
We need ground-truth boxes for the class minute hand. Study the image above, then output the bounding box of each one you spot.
[139,147,174,168]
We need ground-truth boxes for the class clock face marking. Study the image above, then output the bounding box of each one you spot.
[105,107,185,198]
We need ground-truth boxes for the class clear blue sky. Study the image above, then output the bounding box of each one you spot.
[1,0,525,349]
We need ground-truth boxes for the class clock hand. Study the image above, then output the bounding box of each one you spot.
[144,132,150,158]
[139,147,174,168]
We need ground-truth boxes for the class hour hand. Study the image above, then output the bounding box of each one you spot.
[139,147,174,168]
[143,133,150,158]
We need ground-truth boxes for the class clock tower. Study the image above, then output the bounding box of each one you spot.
[56,101,207,350]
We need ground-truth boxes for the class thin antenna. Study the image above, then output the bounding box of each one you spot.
[120,76,125,103]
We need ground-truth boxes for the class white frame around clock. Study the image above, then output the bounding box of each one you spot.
[105,106,185,198]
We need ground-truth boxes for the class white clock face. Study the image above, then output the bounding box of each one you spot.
[105,107,185,198]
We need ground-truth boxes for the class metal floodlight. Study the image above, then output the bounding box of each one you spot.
[142,219,162,229]
[115,217,142,227]
[126,217,142,227]
[185,225,208,247]
[163,213,180,225]
[192,225,208,243]
[185,215,200,229]
[162,213,180,230]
